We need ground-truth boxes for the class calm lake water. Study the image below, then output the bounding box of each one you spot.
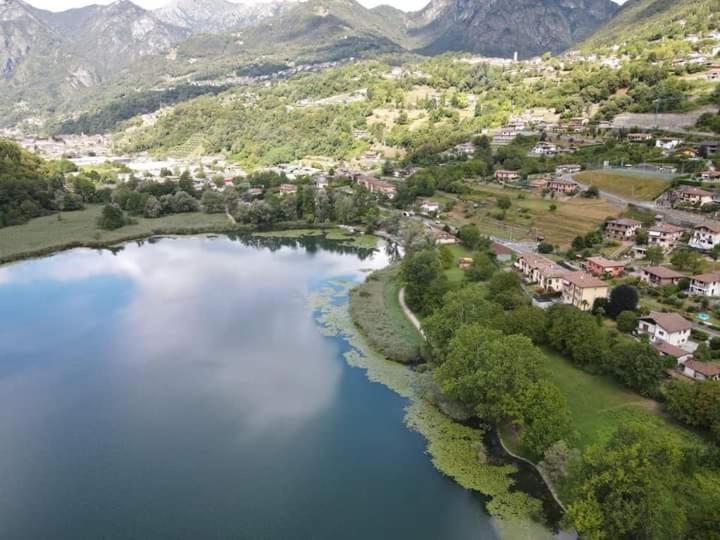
[0,235,499,540]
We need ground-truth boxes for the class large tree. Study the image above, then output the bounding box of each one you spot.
[435,325,544,422]
[567,424,689,540]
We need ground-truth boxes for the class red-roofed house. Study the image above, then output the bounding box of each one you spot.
[674,186,714,206]
[641,266,684,287]
[682,360,720,381]
[690,273,720,297]
[648,223,684,251]
[605,219,641,241]
[689,223,720,250]
[585,257,625,278]
[561,272,610,311]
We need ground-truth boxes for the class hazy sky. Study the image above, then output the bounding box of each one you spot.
[25,0,628,12]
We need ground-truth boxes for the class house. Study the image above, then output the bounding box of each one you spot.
[527,174,551,190]
[279,184,297,196]
[699,140,720,156]
[682,360,720,381]
[314,176,329,190]
[656,138,683,151]
[628,133,653,142]
[492,242,514,263]
[458,257,473,270]
[420,201,441,214]
[247,187,264,197]
[689,222,720,250]
[357,176,397,198]
[434,230,459,245]
[653,341,693,364]
[641,266,685,287]
[585,257,625,278]
[547,178,578,194]
[648,223,684,251]
[674,186,714,206]
[560,272,610,311]
[605,219,641,241]
[555,164,582,175]
[531,142,558,156]
[495,170,521,183]
[699,170,720,182]
[514,253,569,292]
[638,312,692,347]
[689,273,720,297]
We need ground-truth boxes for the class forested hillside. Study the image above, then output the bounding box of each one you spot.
[0,139,68,227]
[584,0,720,48]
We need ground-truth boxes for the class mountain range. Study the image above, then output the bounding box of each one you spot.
[0,0,692,129]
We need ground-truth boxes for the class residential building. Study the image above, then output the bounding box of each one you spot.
[690,273,720,297]
[656,138,683,151]
[434,230,458,245]
[357,176,397,198]
[653,341,693,364]
[492,242,514,263]
[585,257,624,278]
[555,164,582,175]
[638,312,692,347]
[527,174,551,190]
[547,179,578,194]
[641,266,685,287]
[560,272,609,311]
[420,201,441,214]
[495,170,521,183]
[689,223,720,250]
[674,186,714,206]
[699,140,720,156]
[530,142,558,156]
[628,132,653,142]
[458,258,473,270]
[648,223,684,251]
[682,360,720,381]
[699,170,720,182]
[604,219,641,241]
[279,184,297,196]
[514,253,569,293]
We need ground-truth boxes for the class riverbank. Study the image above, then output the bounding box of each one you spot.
[314,278,557,539]
[343,268,564,538]
[0,205,375,265]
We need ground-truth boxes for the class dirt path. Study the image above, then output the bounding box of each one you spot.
[398,287,425,338]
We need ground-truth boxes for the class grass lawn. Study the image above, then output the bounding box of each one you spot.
[541,348,697,450]
[576,170,671,201]
[0,204,232,263]
[443,244,473,284]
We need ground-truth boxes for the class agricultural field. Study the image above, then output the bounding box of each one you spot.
[575,170,672,201]
[453,184,620,247]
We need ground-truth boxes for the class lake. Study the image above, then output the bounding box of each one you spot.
[0,235,499,540]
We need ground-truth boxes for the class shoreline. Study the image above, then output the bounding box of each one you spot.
[0,221,358,267]
[345,267,567,535]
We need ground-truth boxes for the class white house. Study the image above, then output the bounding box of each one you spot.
[420,201,441,214]
[531,142,558,156]
[655,138,683,151]
[689,223,720,250]
[690,273,720,297]
[638,312,692,347]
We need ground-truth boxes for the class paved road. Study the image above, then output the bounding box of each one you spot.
[570,173,717,227]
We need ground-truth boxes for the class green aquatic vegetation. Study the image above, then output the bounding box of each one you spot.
[311,279,551,535]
